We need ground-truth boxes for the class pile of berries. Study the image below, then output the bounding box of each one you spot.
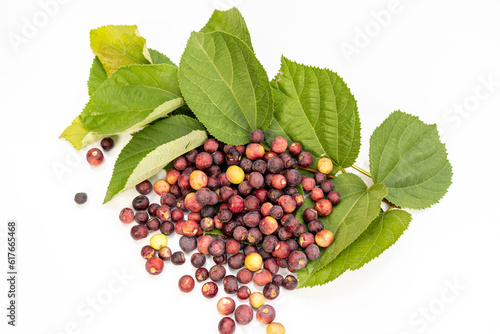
[118,130,341,334]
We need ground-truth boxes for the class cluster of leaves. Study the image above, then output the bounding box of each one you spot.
[60,8,452,288]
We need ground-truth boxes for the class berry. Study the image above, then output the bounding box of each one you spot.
[250,129,265,143]
[278,195,296,213]
[318,157,334,174]
[271,136,288,154]
[283,275,298,290]
[86,148,104,166]
[249,291,266,308]
[226,239,241,255]
[158,246,172,260]
[263,282,280,300]
[195,152,213,170]
[305,244,320,260]
[209,264,226,282]
[202,282,219,298]
[237,268,253,284]
[232,226,248,241]
[179,235,197,252]
[298,233,315,248]
[184,192,203,212]
[269,205,284,220]
[217,297,236,315]
[189,170,208,190]
[259,216,278,235]
[303,208,318,222]
[310,187,325,202]
[274,241,291,259]
[266,322,286,334]
[257,305,276,325]
[195,267,209,282]
[130,225,148,240]
[182,220,200,237]
[252,159,267,174]
[100,137,114,151]
[288,142,302,156]
[146,218,160,231]
[253,268,273,286]
[234,305,254,325]
[203,139,219,153]
[247,227,263,245]
[237,286,251,300]
[136,180,153,195]
[297,151,313,167]
[267,157,284,174]
[315,229,334,247]
[218,317,235,334]
[246,143,265,160]
[320,180,335,193]
[178,275,195,293]
[223,275,239,294]
[141,245,155,259]
[145,256,164,275]
[171,251,186,265]
[228,195,245,213]
[156,205,171,221]
[272,174,287,189]
[208,239,226,257]
[300,177,316,192]
[150,234,168,250]
[315,198,333,216]
[288,250,308,270]
[263,258,279,275]
[185,149,198,164]
[327,190,341,205]
[148,203,160,216]
[74,192,87,205]
[132,195,149,211]
[262,235,278,253]
[173,156,188,170]
[248,172,265,188]
[283,169,302,187]
[244,252,263,271]
[226,165,245,184]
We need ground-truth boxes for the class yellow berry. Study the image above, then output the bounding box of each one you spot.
[150,234,168,250]
[226,165,245,184]
[317,157,334,174]
[244,252,263,271]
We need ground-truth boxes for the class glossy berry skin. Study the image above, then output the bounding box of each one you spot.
[283,275,298,290]
[315,229,334,247]
[173,156,188,171]
[249,291,266,308]
[189,170,208,190]
[298,233,315,248]
[297,151,313,167]
[141,245,155,259]
[86,148,104,166]
[246,143,265,160]
[158,246,172,260]
[288,142,302,156]
[132,195,149,211]
[237,286,251,300]
[303,208,318,223]
[320,180,335,194]
[145,256,164,275]
[226,165,245,184]
[166,168,181,185]
[248,172,265,189]
[178,275,195,293]
[74,192,87,205]
[288,250,308,270]
[300,177,316,192]
[253,269,273,286]
[218,317,236,334]
[147,218,161,232]
[136,180,153,195]
[256,305,276,325]
[202,282,219,298]
[315,198,333,216]
[209,264,227,282]
[100,137,114,151]
[217,297,236,315]
[263,282,280,300]
[130,225,148,240]
[171,251,186,265]
[272,174,287,190]
[234,305,254,325]
[195,267,209,282]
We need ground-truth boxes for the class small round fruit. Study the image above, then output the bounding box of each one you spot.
[327,190,341,206]
[259,216,278,235]
[166,168,181,185]
[158,246,172,260]
[223,275,239,294]
[74,192,87,205]
[146,218,160,232]
[303,208,318,223]
[245,252,263,271]
[145,256,164,275]
[132,195,150,211]
[141,245,155,259]
[234,304,254,325]
[195,152,213,170]
[282,275,298,290]
[253,269,273,287]
[288,142,302,156]
[263,282,280,300]
[150,234,168,250]
[237,268,253,284]
[271,136,288,154]
[305,244,320,260]
[130,224,148,240]
[310,188,325,202]
[288,250,308,270]
[202,282,219,298]
[195,267,209,282]
[86,148,104,166]
[154,179,170,195]
[171,251,186,265]
[297,151,313,167]
[226,165,245,184]
[136,180,153,195]
[314,199,333,216]
[100,137,114,151]
[249,291,266,308]
[218,317,236,334]
[189,170,208,190]
[315,229,334,247]
[266,322,286,334]
[246,143,265,160]
[256,305,276,325]
[217,297,236,315]
[178,275,195,293]
[317,157,334,174]
[250,129,264,143]
[182,220,200,237]
[237,286,251,300]
[209,264,227,282]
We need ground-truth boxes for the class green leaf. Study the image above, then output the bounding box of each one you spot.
[369,111,453,209]
[299,209,411,287]
[149,48,176,66]
[59,116,105,150]
[81,64,184,135]
[104,115,207,203]
[270,57,361,169]
[200,8,253,51]
[179,31,273,145]
[88,57,107,96]
[297,173,387,288]
[90,25,152,76]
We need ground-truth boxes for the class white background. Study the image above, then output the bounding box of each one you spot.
[1,0,500,333]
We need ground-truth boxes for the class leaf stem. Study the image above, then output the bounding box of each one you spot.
[350,164,372,178]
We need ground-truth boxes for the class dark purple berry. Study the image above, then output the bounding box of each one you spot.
[74,192,87,204]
